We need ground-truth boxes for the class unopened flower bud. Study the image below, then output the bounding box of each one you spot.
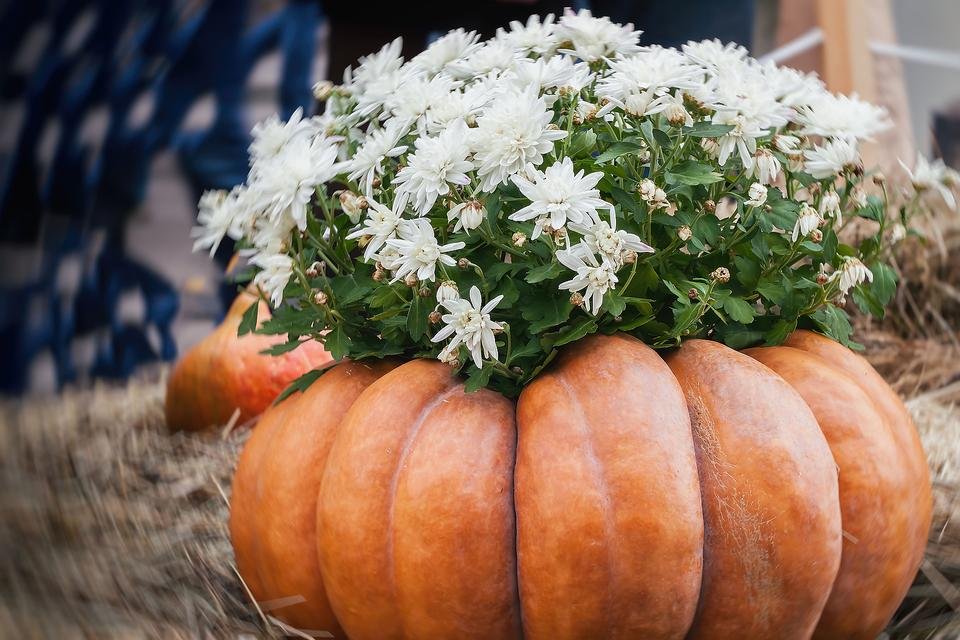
[418,286,431,298]
[677,225,692,242]
[457,257,471,270]
[312,80,334,101]
[552,226,567,241]
[873,172,886,185]
[313,291,328,305]
[704,199,716,213]
[810,229,823,242]
[305,261,323,278]
[372,265,386,282]
[710,267,731,283]
[512,231,527,247]
[816,272,830,285]
[428,310,442,324]
[511,366,523,375]
[436,280,459,303]
[688,288,699,300]
[622,250,638,265]
[438,347,459,366]
[372,177,381,188]
[569,292,584,307]
[403,273,419,288]
[339,190,368,223]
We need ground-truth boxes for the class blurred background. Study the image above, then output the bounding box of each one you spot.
[1,0,958,395]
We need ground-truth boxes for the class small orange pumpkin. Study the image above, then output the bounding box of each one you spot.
[229,331,930,639]
[165,291,331,431]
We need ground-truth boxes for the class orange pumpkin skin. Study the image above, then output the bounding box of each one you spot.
[667,340,843,640]
[515,333,703,639]
[228,331,929,638]
[747,332,932,640]
[229,361,395,634]
[165,292,331,431]
[316,360,523,640]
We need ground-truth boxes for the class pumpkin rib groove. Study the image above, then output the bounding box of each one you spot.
[555,374,617,631]
[384,380,461,633]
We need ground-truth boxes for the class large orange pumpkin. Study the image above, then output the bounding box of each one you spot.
[229,331,931,639]
[166,291,331,431]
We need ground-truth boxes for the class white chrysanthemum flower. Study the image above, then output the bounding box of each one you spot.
[760,62,824,107]
[509,157,611,239]
[555,9,640,62]
[345,119,410,195]
[448,200,486,233]
[835,256,873,294]
[899,153,958,209]
[386,218,465,283]
[819,190,842,224]
[424,82,493,134]
[250,135,339,230]
[773,134,803,156]
[713,111,767,169]
[448,39,522,79]
[746,182,767,207]
[382,74,458,131]
[346,197,403,261]
[431,285,504,368]
[394,119,473,215]
[248,108,320,167]
[192,190,232,256]
[797,92,890,141]
[792,203,823,241]
[750,149,782,185]
[890,223,907,243]
[557,244,619,314]
[496,13,559,56]
[373,245,403,271]
[682,38,748,69]
[411,29,482,76]
[596,47,702,118]
[251,251,294,307]
[569,211,653,266]
[471,87,567,192]
[350,37,405,89]
[804,137,859,179]
[511,55,593,94]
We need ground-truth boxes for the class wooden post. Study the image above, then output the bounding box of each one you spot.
[816,0,877,101]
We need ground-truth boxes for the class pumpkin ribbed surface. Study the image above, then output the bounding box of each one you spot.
[229,331,931,639]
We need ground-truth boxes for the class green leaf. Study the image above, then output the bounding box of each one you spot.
[595,140,645,163]
[406,295,428,341]
[330,274,372,306]
[721,296,757,324]
[852,286,885,318]
[522,295,573,333]
[665,160,723,186]
[684,122,735,138]
[260,339,308,356]
[602,291,627,317]
[275,368,323,404]
[464,364,494,393]
[554,317,598,346]
[765,318,797,345]
[568,129,598,157]
[733,255,760,288]
[810,306,854,345]
[525,261,564,284]
[238,300,259,336]
[870,262,897,305]
[323,325,352,360]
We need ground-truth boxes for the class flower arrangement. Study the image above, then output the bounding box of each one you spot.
[193,10,959,397]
